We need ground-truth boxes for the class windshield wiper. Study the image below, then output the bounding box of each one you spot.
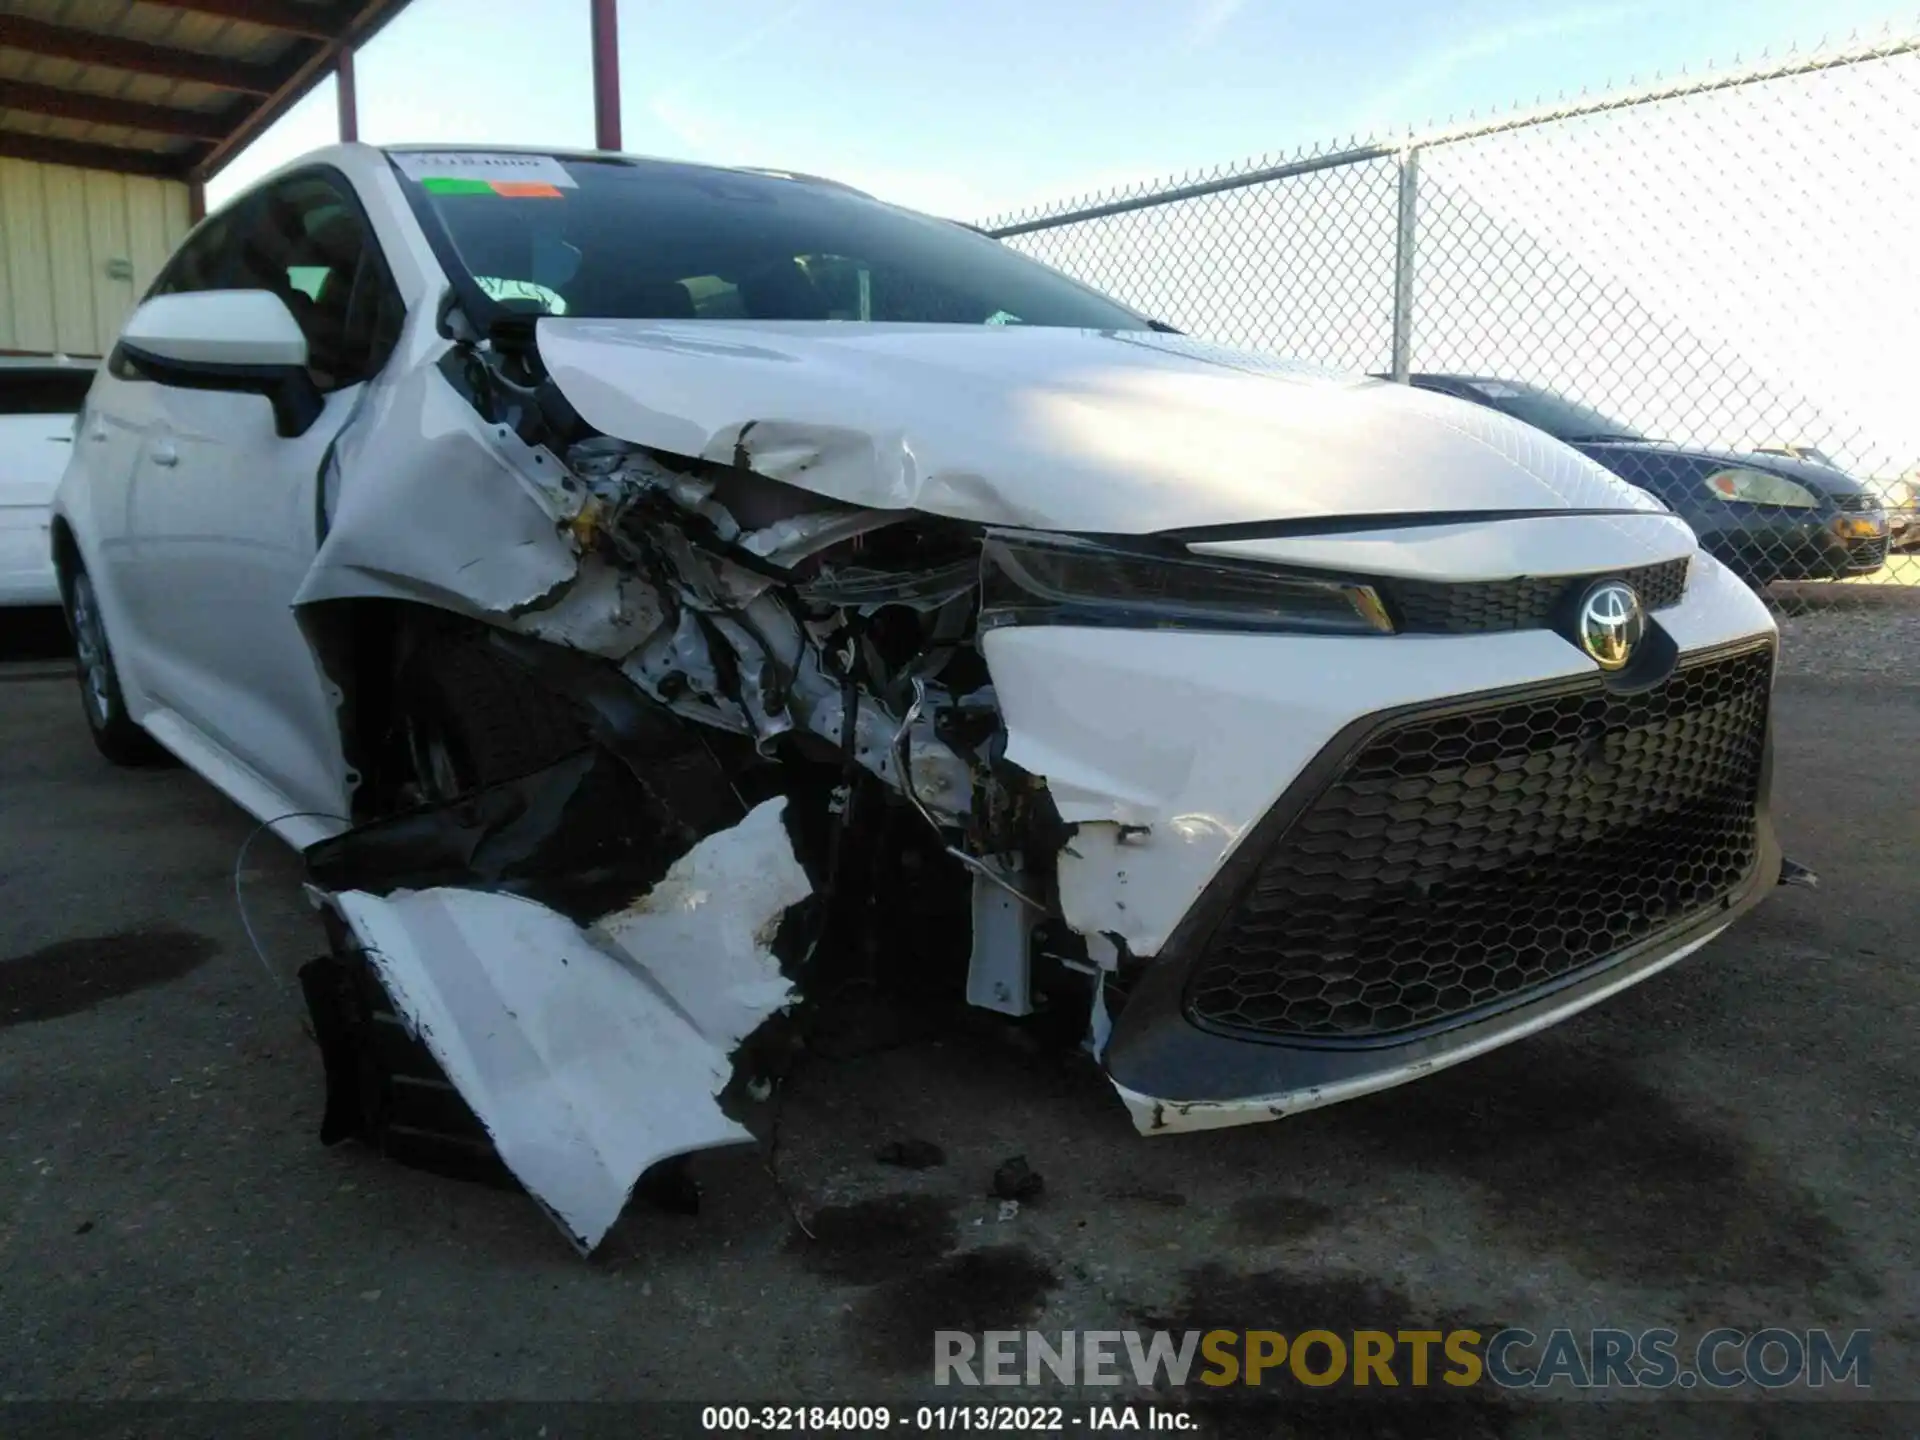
[1562,432,1647,444]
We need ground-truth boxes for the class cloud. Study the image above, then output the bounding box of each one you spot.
[648,91,716,157]
[645,0,814,147]
[1353,4,1643,132]
[1188,0,1249,49]
[642,92,1007,217]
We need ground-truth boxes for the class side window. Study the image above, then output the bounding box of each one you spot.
[224,173,405,393]
[151,211,244,298]
[112,174,404,393]
[109,211,246,379]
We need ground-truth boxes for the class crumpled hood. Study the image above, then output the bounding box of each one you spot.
[537,321,1664,534]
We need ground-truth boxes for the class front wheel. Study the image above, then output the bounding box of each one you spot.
[65,569,170,767]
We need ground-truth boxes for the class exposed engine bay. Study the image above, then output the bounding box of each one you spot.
[299,321,1131,1252]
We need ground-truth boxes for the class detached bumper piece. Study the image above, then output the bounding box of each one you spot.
[300,754,812,1254]
[1105,640,1780,1129]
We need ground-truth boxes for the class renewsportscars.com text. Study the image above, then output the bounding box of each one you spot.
[935,1327,1871,1391]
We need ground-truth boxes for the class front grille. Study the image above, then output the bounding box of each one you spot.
[1185,644,1772,1043]
[1384,557,1688,634]
[1844,534,1890,569]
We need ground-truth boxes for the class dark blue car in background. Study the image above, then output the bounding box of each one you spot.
[1400,374,1890,584]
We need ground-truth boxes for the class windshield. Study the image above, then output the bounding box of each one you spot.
[1449,377,1647,442]
[393,151,1152,331]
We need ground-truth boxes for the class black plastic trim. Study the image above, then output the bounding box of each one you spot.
[1101,635,1779,1106]
[1156,508,1657,544]
[116,340,324,438]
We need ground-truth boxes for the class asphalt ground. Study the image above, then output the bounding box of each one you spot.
[1,600,1915,1437]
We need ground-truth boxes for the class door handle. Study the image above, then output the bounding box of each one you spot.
[89,422,108,441]
[149,442,179,469]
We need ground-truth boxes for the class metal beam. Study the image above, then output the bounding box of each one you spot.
[1389,146,1420,383]
[190,0,412,180]
[142,0,346,40]
[335,43,356,142]
[0,132,187,179]
[0,15,285,94]
[984,142,1397,238]
[0,78,234,141]
[591,0,621,151]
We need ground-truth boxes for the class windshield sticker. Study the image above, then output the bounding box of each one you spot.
[1469,380,1524,399]
[421,177,565,198]
[394,151,577,195]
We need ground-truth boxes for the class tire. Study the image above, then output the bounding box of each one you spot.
[303,624,590,1185]
[65,568,171,767]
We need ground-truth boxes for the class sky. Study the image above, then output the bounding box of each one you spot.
[203,0,1920,475]
[209,0,1916,215]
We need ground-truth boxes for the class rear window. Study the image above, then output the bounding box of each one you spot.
[0,368,95,415]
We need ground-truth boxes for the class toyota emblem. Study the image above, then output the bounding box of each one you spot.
[1577,580,1646,671]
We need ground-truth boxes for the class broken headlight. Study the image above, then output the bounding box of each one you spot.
[979,532,1393,634]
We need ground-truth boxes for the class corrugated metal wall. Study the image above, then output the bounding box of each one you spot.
[0,159,193,358]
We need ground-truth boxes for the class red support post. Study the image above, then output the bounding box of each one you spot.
[336,43,358,143]
[590,0,621,151]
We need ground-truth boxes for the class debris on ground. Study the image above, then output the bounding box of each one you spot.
[875,1138,947,1171]
[990,1154,1044,1203]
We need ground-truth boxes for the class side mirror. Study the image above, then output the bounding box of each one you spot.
[116,290,324,438]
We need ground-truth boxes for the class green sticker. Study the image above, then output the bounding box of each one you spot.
[421,177,494,195]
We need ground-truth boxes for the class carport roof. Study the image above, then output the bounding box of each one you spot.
[0,0,413,183]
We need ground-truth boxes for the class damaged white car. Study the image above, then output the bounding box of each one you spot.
[52,145,1787,1251]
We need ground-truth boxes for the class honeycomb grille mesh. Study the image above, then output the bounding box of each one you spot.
[1384,558,1689,634]
[1185,644,1773,1043]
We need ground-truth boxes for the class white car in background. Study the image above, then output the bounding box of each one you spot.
[51,144,1787,1252]
[1,357,94,607]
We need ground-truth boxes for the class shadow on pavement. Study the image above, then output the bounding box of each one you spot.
[0,606,72,664]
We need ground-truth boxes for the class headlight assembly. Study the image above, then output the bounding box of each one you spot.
[1704,468,1820,508]
[980,531,1394,634]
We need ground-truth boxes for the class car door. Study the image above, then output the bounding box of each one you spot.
[84,206,254,713]
[126,168,405,819]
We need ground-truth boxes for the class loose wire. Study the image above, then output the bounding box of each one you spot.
[232,809,349,993]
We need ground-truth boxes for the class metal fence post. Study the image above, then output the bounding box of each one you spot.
[1390,145,1420,382]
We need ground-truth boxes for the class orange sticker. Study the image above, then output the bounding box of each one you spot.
[491,181,564,199]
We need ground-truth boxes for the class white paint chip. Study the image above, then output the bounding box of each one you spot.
[597,798,812,1052]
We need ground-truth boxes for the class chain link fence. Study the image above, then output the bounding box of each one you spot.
[981,30,1920,613]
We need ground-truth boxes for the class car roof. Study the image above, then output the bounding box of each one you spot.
[1365,372,1515,388]
[376,144,873,197]
[1404,372,1520,387]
